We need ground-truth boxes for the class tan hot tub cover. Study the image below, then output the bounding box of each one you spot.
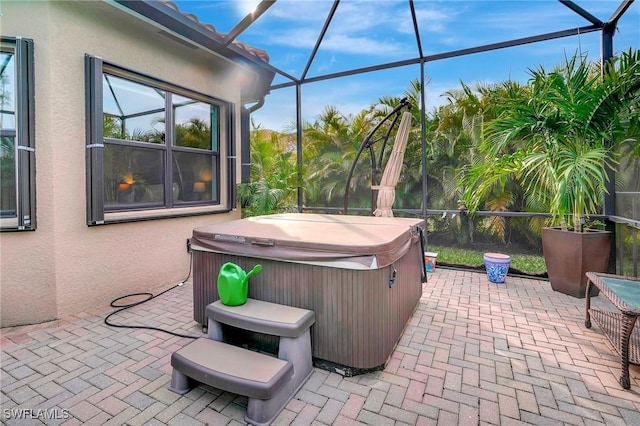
[191,213,424,269]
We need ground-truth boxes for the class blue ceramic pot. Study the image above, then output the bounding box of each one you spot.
[483,253,511,284]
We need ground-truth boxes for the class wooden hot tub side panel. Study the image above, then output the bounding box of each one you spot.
[192,242,422,370]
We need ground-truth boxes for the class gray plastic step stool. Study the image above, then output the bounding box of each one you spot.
[206,298,315,399]
[170,337,292,425]
[169,298,315,426]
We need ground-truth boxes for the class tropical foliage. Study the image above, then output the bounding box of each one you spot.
[241,50,640,258]
[463,49,640,232]
[238,121,299,216]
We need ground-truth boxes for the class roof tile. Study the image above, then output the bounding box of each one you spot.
[160,0,269,63]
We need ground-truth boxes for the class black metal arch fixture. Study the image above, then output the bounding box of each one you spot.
[343,97,412,215]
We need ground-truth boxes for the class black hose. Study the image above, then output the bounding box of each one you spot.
[418,226,427,282]
[103,252,200,339]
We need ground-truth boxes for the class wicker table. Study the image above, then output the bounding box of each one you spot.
[585,272,640,389]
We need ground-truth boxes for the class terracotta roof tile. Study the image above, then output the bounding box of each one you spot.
[160,0,270,63]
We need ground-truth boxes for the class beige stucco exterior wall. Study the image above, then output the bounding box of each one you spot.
[0,1,250,326]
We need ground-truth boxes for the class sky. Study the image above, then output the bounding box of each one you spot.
[173,0,640,132]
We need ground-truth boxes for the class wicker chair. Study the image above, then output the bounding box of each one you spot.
[585,272,640,389]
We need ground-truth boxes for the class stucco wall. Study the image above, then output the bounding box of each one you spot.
[0,1,248,326]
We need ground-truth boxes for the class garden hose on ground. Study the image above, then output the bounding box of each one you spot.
[104,252,200,339]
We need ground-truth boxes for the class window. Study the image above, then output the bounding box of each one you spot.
[86,57,233,224]
[1,37,35,231]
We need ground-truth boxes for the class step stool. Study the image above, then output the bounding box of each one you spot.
[169,298,315,426]
[170,338,292,426]
[207,299,315,397]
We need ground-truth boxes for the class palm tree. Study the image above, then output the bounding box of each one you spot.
[464,49,640,231]
[449,80,548,246]
[175,118,211,149]
[238,121,298,217]
[303,106,378,209]
[462,49,640,297]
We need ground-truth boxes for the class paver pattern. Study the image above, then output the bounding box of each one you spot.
[2,269,639,425]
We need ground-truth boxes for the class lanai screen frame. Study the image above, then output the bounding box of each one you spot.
[237,0,634,222]
[116,0,636,226]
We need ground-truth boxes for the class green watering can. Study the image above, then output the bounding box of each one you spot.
[217,262,262,306]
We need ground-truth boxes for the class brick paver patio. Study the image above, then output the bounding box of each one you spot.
[2,269,639,425]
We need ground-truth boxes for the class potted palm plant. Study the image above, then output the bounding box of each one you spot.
[463,49,640,297]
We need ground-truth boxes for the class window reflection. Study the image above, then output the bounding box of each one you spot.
[0,136,16,216]
[0,52,15,129]
[173,152,217,202]
[99,65,221,213]
[104,145,165,207]
[174,95,214,150]
[1,51,16,217]
[103,74,165,144]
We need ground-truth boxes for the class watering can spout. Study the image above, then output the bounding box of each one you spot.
[243,264,262,285]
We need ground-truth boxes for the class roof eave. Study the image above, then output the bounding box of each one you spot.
[110,0,274,103]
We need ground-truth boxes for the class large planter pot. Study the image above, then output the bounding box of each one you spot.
[541,227,611,298]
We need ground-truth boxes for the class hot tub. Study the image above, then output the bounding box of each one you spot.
[191,213,425,375]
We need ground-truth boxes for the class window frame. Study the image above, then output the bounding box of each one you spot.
[0,36,36,232]
[85,56,235,225]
